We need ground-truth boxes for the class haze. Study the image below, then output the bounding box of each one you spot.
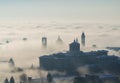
[0,0,120,24]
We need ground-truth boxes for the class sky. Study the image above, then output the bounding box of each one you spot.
[0,0,120,24]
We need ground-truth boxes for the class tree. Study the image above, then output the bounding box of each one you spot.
[10,76,15,83]
[47,73,53,83]
[19,73,27,82]
[74,77,86,83]
[4,78,9,83]
[9,58,15,67]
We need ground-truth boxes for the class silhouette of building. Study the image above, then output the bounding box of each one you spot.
[39,40,120,75]
[69,39,80,53]
[42,37,47,47]
[81,32,85,47]
[56,36,63,44]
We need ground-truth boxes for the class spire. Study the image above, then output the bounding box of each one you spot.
[82,32,85,37]
[56,35,63,44]
[81,32,85,47]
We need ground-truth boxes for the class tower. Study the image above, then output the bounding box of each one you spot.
[69,39,80,52]
[42,37,47,47]
[56,36,63,44]
[81,32,85,46]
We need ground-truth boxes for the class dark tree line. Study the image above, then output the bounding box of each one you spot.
[4,76,15,83]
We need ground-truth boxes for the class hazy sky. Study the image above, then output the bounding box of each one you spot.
[0,0,120,24]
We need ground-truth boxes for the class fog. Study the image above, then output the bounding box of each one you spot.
[0,22,120,82]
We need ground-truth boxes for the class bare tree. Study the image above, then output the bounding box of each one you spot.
[19,73,27,82]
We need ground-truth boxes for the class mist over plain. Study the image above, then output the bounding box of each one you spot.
[0,22,120,82]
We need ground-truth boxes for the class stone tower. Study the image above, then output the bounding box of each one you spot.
[81,32,85,47]
[42,37,47,47]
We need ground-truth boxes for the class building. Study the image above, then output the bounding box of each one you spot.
[69,39,80,53]
[74,74,119,83]
[42,37,47,47]
[38,39,120,75]
[56,36,63,44]
[81,32,85,47]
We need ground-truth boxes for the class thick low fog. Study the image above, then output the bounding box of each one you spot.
[0,22,120,82]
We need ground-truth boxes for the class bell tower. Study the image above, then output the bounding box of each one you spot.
[81,32,85,47]
[42,37,47,47]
